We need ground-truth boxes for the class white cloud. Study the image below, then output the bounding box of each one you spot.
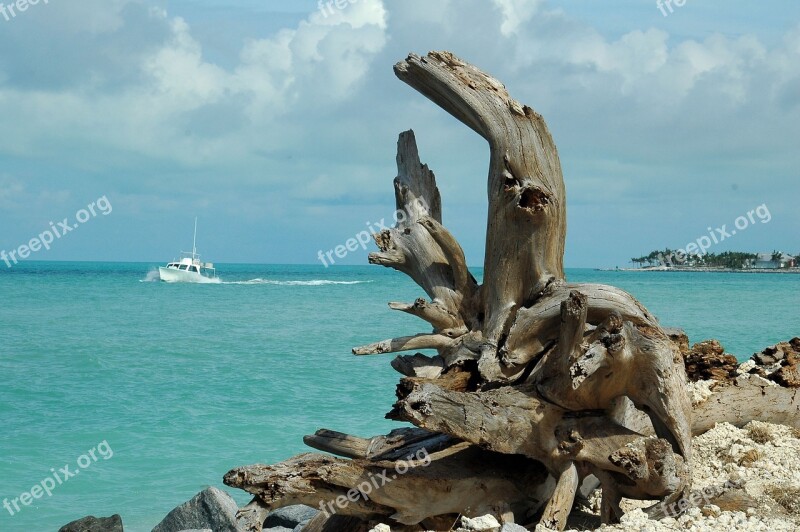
[492,0,543,36]
[144,16,228,102]
[0,0,388,167]
[0,1,795,184]
[0,1,797,265]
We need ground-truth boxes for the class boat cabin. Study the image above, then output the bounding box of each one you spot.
[165,258,203,274]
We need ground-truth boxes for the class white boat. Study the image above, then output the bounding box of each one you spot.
[158,218,219,283]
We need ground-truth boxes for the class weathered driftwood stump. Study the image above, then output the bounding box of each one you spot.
[224,51,698,531]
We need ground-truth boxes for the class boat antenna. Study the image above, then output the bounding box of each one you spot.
[192,217,198,259]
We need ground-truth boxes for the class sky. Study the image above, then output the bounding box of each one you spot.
[0,0,798,268]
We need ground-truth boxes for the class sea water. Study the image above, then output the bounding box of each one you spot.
[1,263,797,531]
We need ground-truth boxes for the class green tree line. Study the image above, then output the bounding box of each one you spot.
[630,250,799,269]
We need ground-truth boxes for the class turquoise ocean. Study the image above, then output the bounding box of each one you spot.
[1,262,798,531]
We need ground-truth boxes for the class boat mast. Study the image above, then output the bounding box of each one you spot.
[192,217,198,260]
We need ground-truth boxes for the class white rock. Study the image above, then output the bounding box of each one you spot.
[500,524,528,532]
[460,515,501,531]
[687,379,716,406]
[548,421,800,532]
[736,359,757,375]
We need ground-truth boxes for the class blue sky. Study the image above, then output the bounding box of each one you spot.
[0,0,798,267]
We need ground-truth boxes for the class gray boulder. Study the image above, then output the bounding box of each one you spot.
[292,519,311,532]
[263,505,318,529]
[152,487,242,532]
[59,515,124,532]
[500,524,528,532]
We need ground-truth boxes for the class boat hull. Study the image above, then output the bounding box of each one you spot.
[158,267,219,284]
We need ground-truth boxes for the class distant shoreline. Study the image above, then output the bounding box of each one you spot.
[598,266,800,274]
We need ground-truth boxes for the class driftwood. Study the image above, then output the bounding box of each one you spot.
[225,430,551,531]
[356,51,692,528]
[612,337,800,438]
[224,51,797,531]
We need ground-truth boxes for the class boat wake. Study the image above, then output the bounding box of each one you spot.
[221,279,372,286]
[141,270,161,282]
[140,272,368,286]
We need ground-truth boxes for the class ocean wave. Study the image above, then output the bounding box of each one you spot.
[221,279,372,286]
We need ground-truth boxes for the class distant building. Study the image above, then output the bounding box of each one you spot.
[755,253,796,269]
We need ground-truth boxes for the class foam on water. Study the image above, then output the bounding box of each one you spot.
[140,270,369,286]
[221,278,371,286]
[141,269,160,282]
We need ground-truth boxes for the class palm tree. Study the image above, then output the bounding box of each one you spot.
[771,250,784,268]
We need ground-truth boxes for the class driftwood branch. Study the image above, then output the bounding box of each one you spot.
[368,131,468,328]
[225,441,551,527]
[395,51,566,343]
[417,216,478,304]
[352,334,454,356]
[389,379,687,505]
[388,299,462,332]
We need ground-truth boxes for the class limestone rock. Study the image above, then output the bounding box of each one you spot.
[684,340,738,382]
[753,338,800,366]
[459,514,501,531]
[769,351,800,388]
